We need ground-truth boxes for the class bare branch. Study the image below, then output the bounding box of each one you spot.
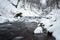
[8,0,20,8]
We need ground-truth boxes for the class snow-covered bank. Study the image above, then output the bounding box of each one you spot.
[47,9,60,40]
[39,9,60,40]
[0,0,18,23]
[34,9,60,40]
[0,0,42,23]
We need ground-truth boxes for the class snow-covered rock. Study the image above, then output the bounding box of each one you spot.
[40,18,52,29]
[34,27,43,34]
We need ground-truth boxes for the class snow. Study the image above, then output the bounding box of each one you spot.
[0,0,18,13]
[34,9,60,40]
[40,9,60,40]
[0,6,18,23]
[47,9,60,40]
[0,0,41,23]
[34,27,43,34]
[40,18,52,29]
[19,9,39,16]
[10,0,17,5]
[0,16,8,23]
[48,18,60,40]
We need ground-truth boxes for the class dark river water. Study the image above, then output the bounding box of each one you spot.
[0,22,55,40]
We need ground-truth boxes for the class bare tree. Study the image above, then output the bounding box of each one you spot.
[52,0,60,9]
[8,0,20,8]
[55,0,60,8]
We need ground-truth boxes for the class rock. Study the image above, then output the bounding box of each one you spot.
[34,27,43,34]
